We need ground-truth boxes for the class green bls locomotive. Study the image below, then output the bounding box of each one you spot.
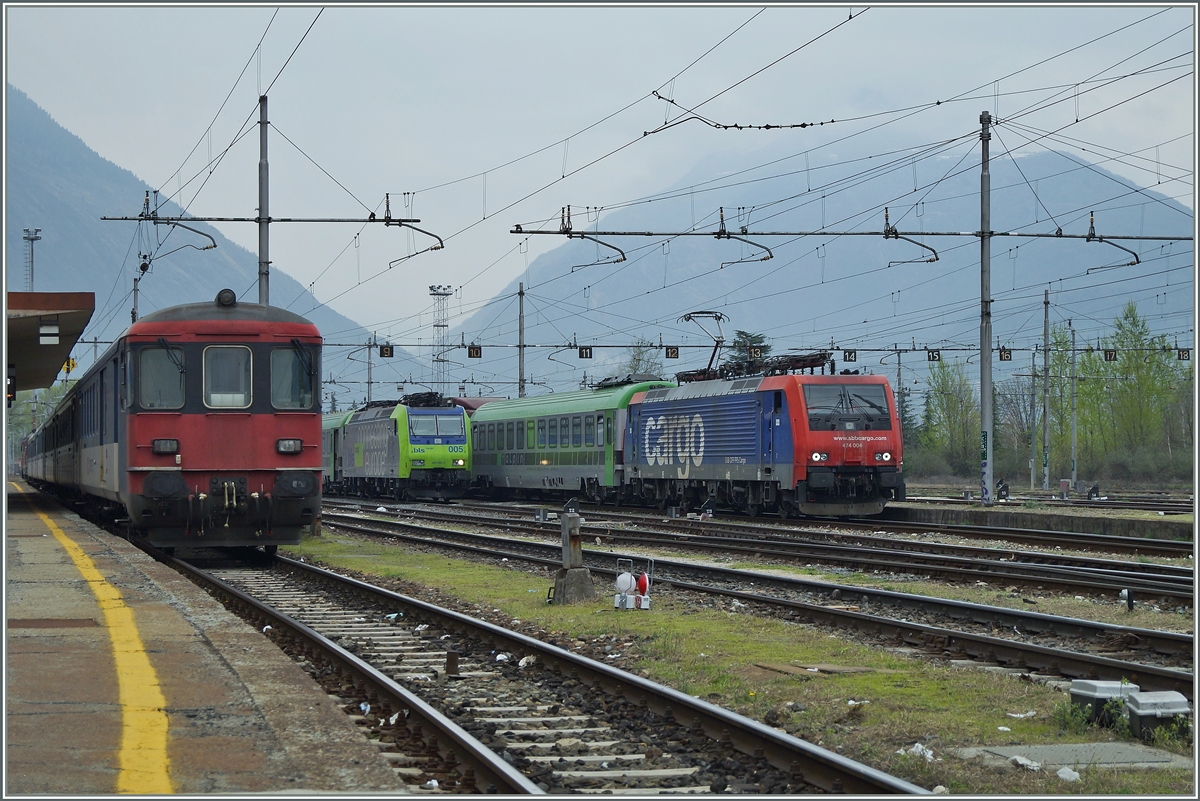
[321,392,470,500]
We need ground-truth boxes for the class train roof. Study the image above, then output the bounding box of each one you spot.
[468,380,675,421]
[322,411,355,429]
[129,290,318,331]
[637,373,890,404]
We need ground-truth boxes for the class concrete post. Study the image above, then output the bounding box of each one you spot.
[552,512,595,603]
[561,512,583,569]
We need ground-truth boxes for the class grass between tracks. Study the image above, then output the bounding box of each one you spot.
[285,529,1194,795]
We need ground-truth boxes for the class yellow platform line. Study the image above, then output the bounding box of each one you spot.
[12,483,173,794]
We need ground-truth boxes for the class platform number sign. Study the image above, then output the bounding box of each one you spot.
[926,349,941,362]
[1103,349,1118,362]
[467,345,482,359]
[842,349,857,363]
[578,346,593,359]
[999,348,1012,362]
[665,346,679,359]
[379,345,394,358]
[748,347,763,359]
[1178,349,1191,361]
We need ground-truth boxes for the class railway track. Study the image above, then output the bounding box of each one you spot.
[164,549,926,795]
[904,493,1193,515]
[325,500,1193,604]
[317,509,1194,699]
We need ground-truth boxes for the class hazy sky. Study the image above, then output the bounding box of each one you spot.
[5,3,1195,344]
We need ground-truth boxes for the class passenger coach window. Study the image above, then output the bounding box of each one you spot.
[204,346,251,408]
[516,421,525,449]
[472,424,480,449]
[526,420,535,449]
[139,346,185,409]
[538,419,546,447]
[562,417,571,447]
[270,347,315,409]
[506,422,515,450]
[572,416,582,447]
[548,418,558,447]
[487,423,495,450]
[584,416,595,447]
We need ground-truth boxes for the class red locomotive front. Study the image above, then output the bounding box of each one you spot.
[122,290,322,551]
[769,373,905,516]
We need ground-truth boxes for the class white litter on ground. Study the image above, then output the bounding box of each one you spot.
[1010,755,1040,772]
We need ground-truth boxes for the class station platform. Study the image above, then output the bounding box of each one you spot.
[4,480,405,795]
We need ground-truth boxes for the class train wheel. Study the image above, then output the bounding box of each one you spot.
[263,544,278,557]
[745,503,760,518]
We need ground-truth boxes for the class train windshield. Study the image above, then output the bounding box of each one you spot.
[139,347,185,409]
[803,383,892,430]
[409,413,465,437]
[271,347,315,409]
[204,346,252,408]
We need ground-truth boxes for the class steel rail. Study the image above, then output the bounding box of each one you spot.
[332,503,1192,601]
[163,552,545,795]
[207,549,927,795]
[319,513,1193,697]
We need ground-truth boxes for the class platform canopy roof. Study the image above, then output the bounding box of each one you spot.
[6,292,95,393]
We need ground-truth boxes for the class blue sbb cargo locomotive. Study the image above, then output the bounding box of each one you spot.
[625,373,905,516]
[22,289,323,552]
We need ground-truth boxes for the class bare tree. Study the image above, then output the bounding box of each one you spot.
[621,337,664,378]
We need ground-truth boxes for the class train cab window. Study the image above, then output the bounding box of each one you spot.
[774,391,783,415]
[410,415,437,436]
[506,422,515,450]
[487,423,496,450]
[516,421,524,449]
[139,346,185,409]
[538,419,547,447]
[584,415,595,447]
[436,414,464,437]
[204,346,252,408]
[271,347,315,409]
[571,416,582,447]
[548,418,558,447]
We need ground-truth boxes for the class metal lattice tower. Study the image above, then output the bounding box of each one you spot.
[429,285,452,394]
[22,228,41,291]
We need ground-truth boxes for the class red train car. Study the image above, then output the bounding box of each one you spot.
[23,289,322,553]
[625,372,904,517]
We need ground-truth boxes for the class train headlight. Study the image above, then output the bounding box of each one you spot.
[452,459,465,467]
[811,451,828,462]
[276,438,303,454]
[151,439,179,455]
[411,459,425,467]
[876,452,893,462]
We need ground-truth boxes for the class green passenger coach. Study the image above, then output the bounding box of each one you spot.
[468,378,674,502]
